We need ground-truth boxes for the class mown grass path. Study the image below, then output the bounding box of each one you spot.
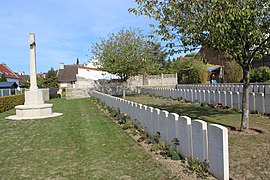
[0,98,173,179]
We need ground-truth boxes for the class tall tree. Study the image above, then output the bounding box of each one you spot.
[130,0,270,131]
[44,68,58,88]
[76,58,80,65]
[91,28,165,80]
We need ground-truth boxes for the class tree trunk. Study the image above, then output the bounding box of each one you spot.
[240,65,250,131]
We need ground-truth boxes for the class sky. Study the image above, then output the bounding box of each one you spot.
[0,0,170,74]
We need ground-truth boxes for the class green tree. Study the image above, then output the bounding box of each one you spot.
[21,75,30,88]
[169,58,208,84]
[44,68,58,88]
[37,76,45,88]
[92,28,167,98]
[250,66,270,83]
[76,58,80,65]
[91,28,165,81]
[225,61,243,83]
[0,74,7,82]
[130,0,270,131]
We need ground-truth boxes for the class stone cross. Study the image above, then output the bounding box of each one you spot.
[29,33,38,91]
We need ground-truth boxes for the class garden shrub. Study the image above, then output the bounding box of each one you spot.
[225,61,243,83]
[250,66,270,83]
[0,94,25,113]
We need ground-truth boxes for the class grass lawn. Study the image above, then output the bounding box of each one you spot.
[125,94,270,180]
[0,98,176,179]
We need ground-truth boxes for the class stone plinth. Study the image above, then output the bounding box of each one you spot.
[6,104,62,120]
[24,90,44,105]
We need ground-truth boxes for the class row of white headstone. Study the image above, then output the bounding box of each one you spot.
[176,84,270,94]
[142,88,270,114]
[91,91,229,180]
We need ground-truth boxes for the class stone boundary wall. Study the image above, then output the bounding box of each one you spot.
[91,91,229,180]
[142,87,270,114]
[66,88,92,100]
[129,73,177,86]
[66,74,177,99]
[148,73,178,86]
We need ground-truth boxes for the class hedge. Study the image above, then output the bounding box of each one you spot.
[0,94,25,113]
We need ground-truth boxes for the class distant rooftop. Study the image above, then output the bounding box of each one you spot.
[57,65,78,82]
[0,64,19,79]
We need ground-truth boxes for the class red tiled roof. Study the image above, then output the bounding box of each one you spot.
[78,65,100,71]
[198,46,228,65]
[0,64,19,79]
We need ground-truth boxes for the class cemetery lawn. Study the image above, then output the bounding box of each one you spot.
[126,94,270,180]
[0,98,178,179]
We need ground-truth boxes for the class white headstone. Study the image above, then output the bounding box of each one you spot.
[255,93,265,114]
[208,124,229,180]
[226,91,233,108]
[146,107,154,135]
[177,116,192,158]
[265,94,270,114]
[159,110,169,143]
[191,120,208,161]
[210,90,216,104]
[220,91,227,107]
[249,93,256,113]
[167,113,179,146]
[152,108,161,136]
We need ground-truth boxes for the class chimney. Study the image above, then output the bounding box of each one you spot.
[59,62,64,70]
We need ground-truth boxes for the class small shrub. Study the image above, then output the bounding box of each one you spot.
[183,157,209,178]
[117,113,127,124]
[171,152,181,160]
[159,143,180,160]
[134,122,144,133]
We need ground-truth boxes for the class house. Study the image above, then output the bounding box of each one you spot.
[0,64,20,86]
[57,60,120,90]
[57,63,78,89]
[199,46,270,83]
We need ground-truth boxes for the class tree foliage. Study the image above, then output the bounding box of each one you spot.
[225,61,243,83]
[167,58,208,84]
[44,68,58,88]
[21,75,30,88]
[91,28,166,81]
[250,66,270,83]
[0,74,7,82]
[130,0,270,131]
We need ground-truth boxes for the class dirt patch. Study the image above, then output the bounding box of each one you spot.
[228,128,263,135]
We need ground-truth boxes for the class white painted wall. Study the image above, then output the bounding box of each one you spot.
[77,68,120,80]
